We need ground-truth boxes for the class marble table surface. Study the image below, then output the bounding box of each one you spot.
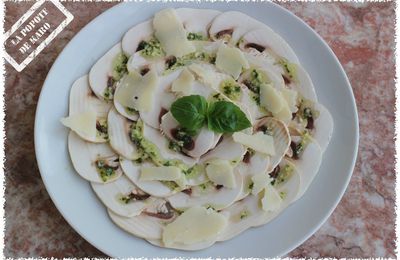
[4,1,395,258]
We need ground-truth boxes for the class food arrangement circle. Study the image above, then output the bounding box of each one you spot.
[60,7,334,250]
[35,2,358,257]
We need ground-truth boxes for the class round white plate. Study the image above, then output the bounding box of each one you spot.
[34,2,359,257]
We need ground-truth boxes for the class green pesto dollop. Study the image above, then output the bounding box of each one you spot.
[95,159,117,182]
[220,79,242,101]
[187,32,205,41]
[139,38,164,58]
[130,120,162,164]
[278,59,297,82]
[292,131,312,159]
[103,53,128,101]
[112,53,129,81]
[161,181,180,191]
[209,92,226,102]
[164,51,216,73]
[243,69,266,105]
[295,98,320,129]
[239,210,250,220]
[125,106,138,116]
[103,83,114,101]
[130,120,191,173]
[273,164,294,186]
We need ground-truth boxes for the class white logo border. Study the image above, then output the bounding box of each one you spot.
[3,0,74,72]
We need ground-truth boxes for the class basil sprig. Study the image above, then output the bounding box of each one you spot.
[170,95,208,131]
[170,95,251,134]
[207,101,251,133]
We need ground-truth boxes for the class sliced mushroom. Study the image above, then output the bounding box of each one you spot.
[255,117,290,172]
[120,159,179,197]
[256,162,301,225]
[286,137,322,200]
[208,11,264,44]
[108,199,177,240]
[239,67,285,92]
[67,75,111,143]
[217,194,267,241]
[160,112,216,158]
[289,64,318,102]
[122,20,154,56]
[238,28,299,64]
[311,103,334,152]
[89,43,126,102]
[91,174,153,217]
[236,152,270,200]
[140,69,182,129]
[218,164,300,241]
[107,107,140,160]
[274,158,303,205]
[68,131,122,183]
[126,51,166,76]
[243,49,284,75]
[167,172,243,210]
[142,121,198,167]
[175,8,221,39]
[200,136,247,163]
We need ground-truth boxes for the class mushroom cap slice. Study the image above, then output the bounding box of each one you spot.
[146,238,215,251]
[218,164,300,241]
[312,103,334,152]
[255,117,291,172]
[109,210,164,240]
[140,70,181,129]
[236,152,270,200]
[122,20,154,56]
[287,138,322,200]
[291,64,318,102]
[91,174,153,217]
[113,101,139,122]
[167,172,243,210]
[70,75,106,115]
[271,159,302,205]
[160,112,216,158]
[68,131,122,183]
[175,8,221,38]
[209,11,264,44]
[184,164,209,186]
[217,194,266,241]
[108,199,177,240]
[68,75,111,143]
[238,28,299,64]
[89,43,123,101]
[108,108,140,160]
[243,49,284,75]
[239,66,285,91]
[142,122,198,167]
[126,52,166,76]
[200,136,247,163]
[255,161,301,225]
[120,159,179,197]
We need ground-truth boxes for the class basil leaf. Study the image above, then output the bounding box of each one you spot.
[170,95,208,131]
[207,101,251,133]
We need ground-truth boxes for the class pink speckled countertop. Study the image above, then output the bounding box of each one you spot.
[4,2,395,258]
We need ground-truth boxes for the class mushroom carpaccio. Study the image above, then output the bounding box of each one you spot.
[60,8,334,250]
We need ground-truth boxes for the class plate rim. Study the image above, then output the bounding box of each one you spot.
[34,1,359,257]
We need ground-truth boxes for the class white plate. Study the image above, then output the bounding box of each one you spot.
[34,2,359,257]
